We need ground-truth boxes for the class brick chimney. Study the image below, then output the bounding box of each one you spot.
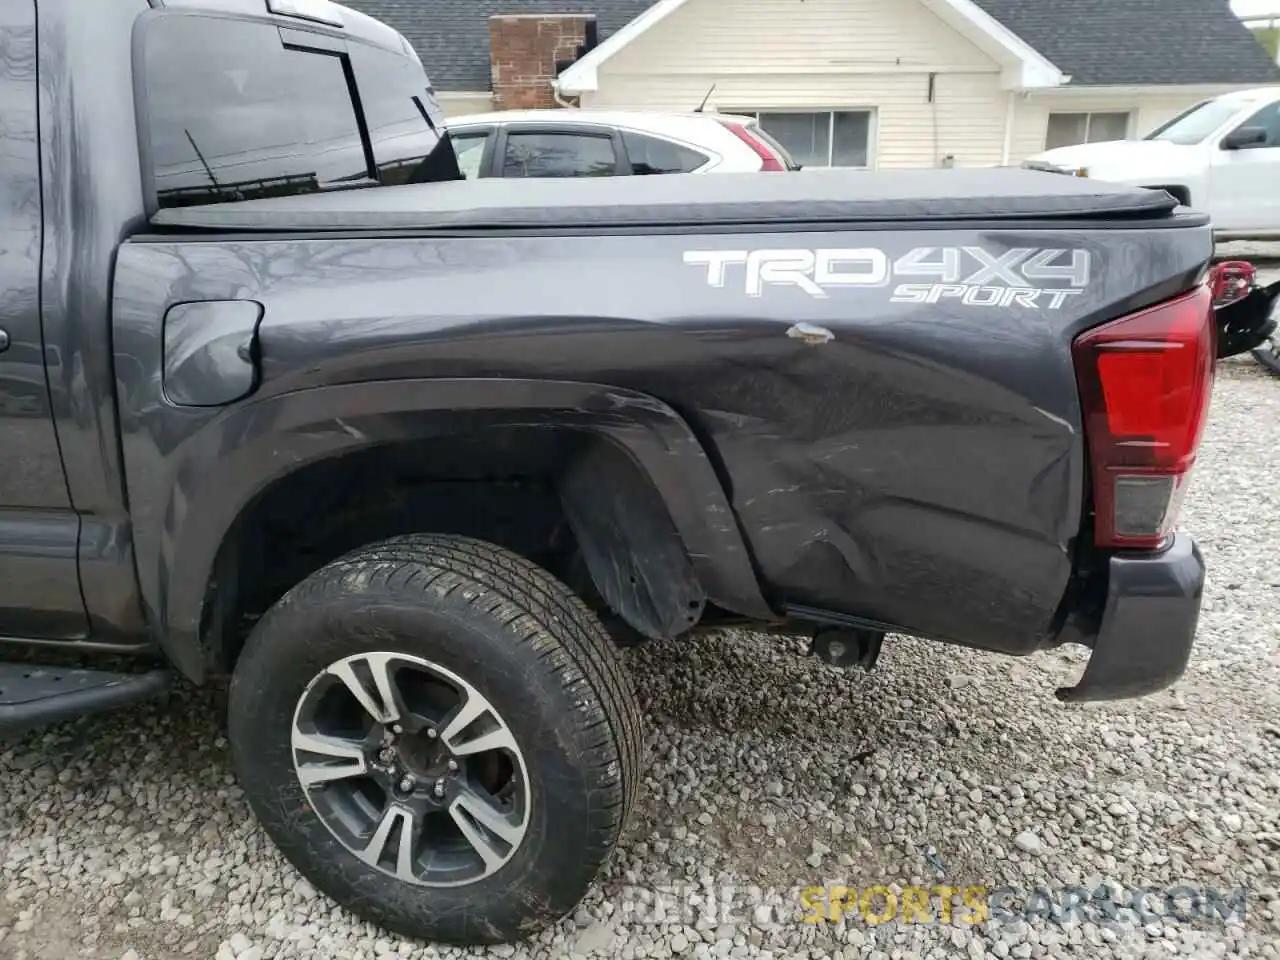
[489,13,596,110]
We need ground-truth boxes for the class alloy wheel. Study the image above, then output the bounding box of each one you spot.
[290,651,530,887]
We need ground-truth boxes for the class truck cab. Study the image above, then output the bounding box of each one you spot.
[1026,86,1280,239]
[0,0,458,650]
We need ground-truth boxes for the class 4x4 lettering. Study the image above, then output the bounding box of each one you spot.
[1022,249,1091,287]
[894,247,962,283]
[960,247,1034,286]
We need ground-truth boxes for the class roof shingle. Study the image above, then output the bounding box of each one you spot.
[344,0,1280,92]
[971,0,1280,86]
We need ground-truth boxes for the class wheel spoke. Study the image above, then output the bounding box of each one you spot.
[437,694,485,745]
[450,786,524,871]
[438,694,518,756]
[292,729,368,786]
[356,804,419,882]
[328,653,402,724]
[451,727,519,756]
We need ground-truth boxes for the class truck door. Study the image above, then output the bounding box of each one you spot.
[1207,99,1280,233]
[0,0,88,640]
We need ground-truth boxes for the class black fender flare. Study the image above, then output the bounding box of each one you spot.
[151,378,776,680]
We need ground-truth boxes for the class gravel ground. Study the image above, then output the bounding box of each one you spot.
[1216,241,1280,264]
[2,360,1278,960]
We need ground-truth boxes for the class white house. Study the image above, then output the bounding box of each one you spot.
[348,0,1280,169]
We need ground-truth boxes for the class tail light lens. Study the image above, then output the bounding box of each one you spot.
[1208,259,1255,307]
[1072,284,1215,550]
[715,119,786,171]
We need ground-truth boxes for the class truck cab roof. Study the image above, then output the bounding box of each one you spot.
[153,0,412,56]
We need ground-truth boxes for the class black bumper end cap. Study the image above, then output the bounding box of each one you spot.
[1056,532,1205,704]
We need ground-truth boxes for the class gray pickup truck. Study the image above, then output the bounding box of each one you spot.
[1,0,1218,946]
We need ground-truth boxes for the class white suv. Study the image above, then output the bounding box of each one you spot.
[1025,87,1280,239]
[445,110,799,179]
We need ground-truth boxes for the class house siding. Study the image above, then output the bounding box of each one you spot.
[437,91,495,117]
[1010,91,1217,160]
[580,0,1011,169]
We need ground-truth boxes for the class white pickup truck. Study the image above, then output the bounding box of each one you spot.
[1026,86,1280,240]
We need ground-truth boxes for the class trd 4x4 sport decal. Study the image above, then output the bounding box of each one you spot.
[682,246,1092,309]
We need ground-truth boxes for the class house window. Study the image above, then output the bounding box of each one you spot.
[1046,112,1132,150]
[736,111,873,167]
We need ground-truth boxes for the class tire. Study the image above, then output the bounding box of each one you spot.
[227,534,643,945]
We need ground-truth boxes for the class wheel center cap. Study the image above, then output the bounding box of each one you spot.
[396,731,451,778]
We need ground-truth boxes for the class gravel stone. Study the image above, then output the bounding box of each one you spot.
[1013,832,1041,855]
[0,350,1276,960]
[574,920,614,955]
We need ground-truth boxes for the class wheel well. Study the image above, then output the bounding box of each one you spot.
[202,428,704,673]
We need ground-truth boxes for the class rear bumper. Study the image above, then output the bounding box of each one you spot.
[1215,285,1279,359]
[1056,531,1205,703]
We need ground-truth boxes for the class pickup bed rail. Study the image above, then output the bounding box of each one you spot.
[149,167,1187,233]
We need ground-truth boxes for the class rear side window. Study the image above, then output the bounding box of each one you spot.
[347,42,458,185]
[141,14,459,209]
[501,132,617,178]
[451,131,490,179]
[621,130,708,174]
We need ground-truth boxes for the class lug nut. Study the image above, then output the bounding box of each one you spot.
[433,780,446,798]
[447,759,459,773]
[426,728,438,740]
[398,776,415,792]
[377,748,395,764]
[391,724,403,735]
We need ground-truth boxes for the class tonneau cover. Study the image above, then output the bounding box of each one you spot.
[150,167,1179,232]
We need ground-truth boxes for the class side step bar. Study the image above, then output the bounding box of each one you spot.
[0,663,171,735]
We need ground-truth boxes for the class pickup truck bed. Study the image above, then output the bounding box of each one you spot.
[122,168,1209,678]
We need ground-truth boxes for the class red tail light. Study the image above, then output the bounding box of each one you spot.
[1208,259,1255,307]
[1072,284,1215,550]
[716,119,786,171]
